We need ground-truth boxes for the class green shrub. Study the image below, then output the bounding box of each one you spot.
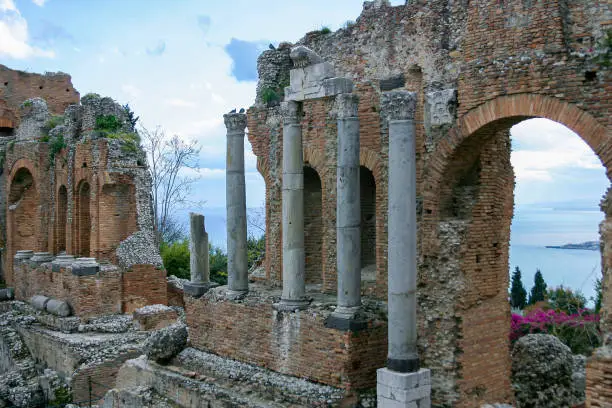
[547,286,586,315]
[343,20,355,29]
[247,234,265,269]
[319,26,331,34]
[209,244,228,285]
[41,115,64,136]
[160,239,190,279]
[49,134,66,162]
[105,131,141,153]
[53,385,72,405]
[95,114,121,133]
[261,87,280,105]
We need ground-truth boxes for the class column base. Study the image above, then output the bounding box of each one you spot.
[183,282,218,298]
[377,367,431,408]
[325,306,368,331]
[388,356,420,373]
[273,298,310,312]
[225,289,248,300]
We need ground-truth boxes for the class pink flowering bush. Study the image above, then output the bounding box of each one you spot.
[511,308,601,355]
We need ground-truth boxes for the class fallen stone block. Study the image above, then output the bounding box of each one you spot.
[0,288,14,301]
[45,298,71,317]
[30,295,50,311]
[143,322,187,363]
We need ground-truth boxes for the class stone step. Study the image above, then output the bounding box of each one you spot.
[112,349,349,408]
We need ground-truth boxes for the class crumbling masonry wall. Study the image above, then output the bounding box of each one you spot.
[244,0,611,406]
[1,67,166,317]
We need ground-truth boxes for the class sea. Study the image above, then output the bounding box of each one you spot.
[176,204,604,306]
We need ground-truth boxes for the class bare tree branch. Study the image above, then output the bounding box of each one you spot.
[140,125,204,244]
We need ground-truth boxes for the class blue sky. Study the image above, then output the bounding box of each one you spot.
[0,0,608,220]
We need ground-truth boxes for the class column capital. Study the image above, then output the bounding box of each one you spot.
[223,113,247,132]
[335,93,359,119]
[380,91,417,121]
[281,100,300,125]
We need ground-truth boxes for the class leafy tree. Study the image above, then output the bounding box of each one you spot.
[123,103,139,131]
[160,239,190,279]
[528,269,548,305]
[547,286,586,314]
[593,277,603,314]
[209,244,228,285]
[510,266,528,309]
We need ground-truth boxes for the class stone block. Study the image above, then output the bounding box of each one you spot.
[425,89,457,127]
[0,288,14,301]
[289,62,335,90]
[133,304,178,331]
[183,282,218,298]
[285,77,353,101]
[377,368,431,408]
[45,298,72,317]
[31,295,50,311]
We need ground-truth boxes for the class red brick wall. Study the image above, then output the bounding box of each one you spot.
[185,295,387,390]
[586,348,612,407]
[121,265,168,313]
[0,64,79,128]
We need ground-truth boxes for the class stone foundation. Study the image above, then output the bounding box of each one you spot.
[586,345,612,407]
[185,284,387,390]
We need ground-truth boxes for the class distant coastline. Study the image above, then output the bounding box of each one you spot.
[545,241,599,251]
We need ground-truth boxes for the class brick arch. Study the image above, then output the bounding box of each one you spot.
[255,156,271,186]
[422,93,610,405]
[303,145,328,182]
[428,94,610,195]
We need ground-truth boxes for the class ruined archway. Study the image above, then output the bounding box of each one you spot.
[360,165,376,282]
[7,167,37,285]
[75,181,91,257]
[423,94,610,405]
[304,165,323,284]
[54,185,67,254]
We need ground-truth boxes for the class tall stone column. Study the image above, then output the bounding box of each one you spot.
[184,213,217,297]
[224,112,249,299]
[276,100,309,311]
[327,93,362,329]
[377,91,431,408]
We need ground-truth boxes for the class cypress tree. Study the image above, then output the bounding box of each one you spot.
[529,269,547,305]
[510,266,527,309]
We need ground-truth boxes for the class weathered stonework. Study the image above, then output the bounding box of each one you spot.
[244,1,612,406]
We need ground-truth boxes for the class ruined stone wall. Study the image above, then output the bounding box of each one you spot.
[185,290,387,391]
[0,65,79,129]
[247,0,611,406]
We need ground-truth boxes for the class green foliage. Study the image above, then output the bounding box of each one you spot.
[8,140,14,152]
[319,26,331,34]
[105,131,141,153]
[510,266,527,309]
[343,20,356,30]
[247,234,265,270]
[261,87,280,105]
[22,100,32,108]
[95,114,121,133]
[593,277,603,314]
[41,115,64,137]
[123,103,139,130]
[547,286,586,314]
[209,244,228,285]
[48,134,66,162]
[528,269,547,305]
[52,385,73,405]
[160,239,190,279]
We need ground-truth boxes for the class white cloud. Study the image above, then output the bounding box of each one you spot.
[167,98,196,108]
[510,118,602,182]
[31,0,46,6]
[121,84,141,99]
[0,0,54,58]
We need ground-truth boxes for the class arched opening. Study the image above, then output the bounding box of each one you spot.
[7,167,37,285]
[360,166,376,282]
[75,181,91,257]
[54,185,67,254]
[0,127,13,137]
[428,97,609,406]
[304,166,322,284]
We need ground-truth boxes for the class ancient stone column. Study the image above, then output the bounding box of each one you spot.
[276,100,309,311]
[184,213,217,297]
[384,90,420,372]
[328,94,362,328]
[377,91,431,408]
[224,112,249,299]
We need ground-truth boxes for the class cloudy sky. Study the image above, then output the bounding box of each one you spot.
[0,0,608,217]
